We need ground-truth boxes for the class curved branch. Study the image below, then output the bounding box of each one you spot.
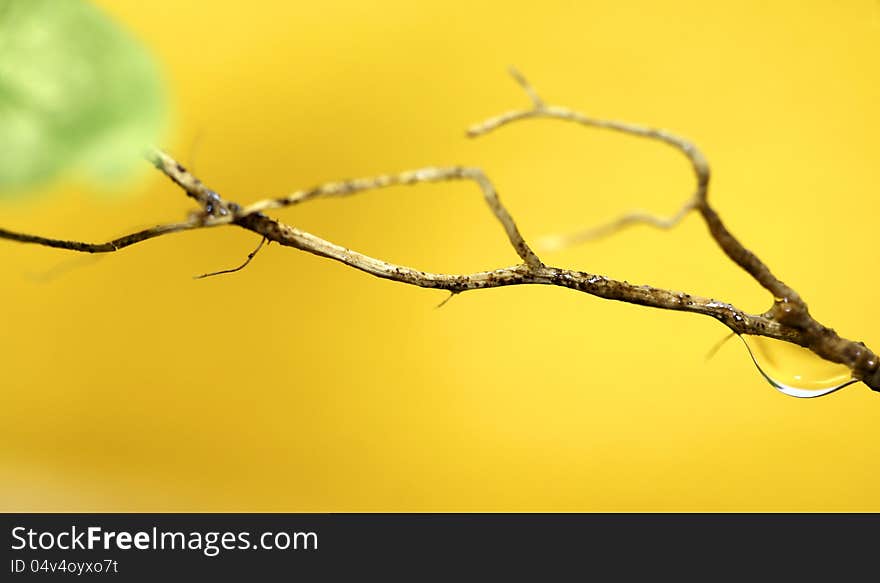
[239,166,543,269]
[2,70,878,396]
[467,68,801,306]
[466,69,877,389]
[537,195,697,250]
[0,221,201,253]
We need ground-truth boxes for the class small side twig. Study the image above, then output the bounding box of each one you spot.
[194,236,267,279]
[538,195,698,250]
[435,292,458,309]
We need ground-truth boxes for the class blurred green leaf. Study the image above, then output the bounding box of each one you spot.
[0,0,167,195]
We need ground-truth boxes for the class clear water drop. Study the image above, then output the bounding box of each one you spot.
[739,335,858,398]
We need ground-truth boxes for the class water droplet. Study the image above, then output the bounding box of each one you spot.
[739,335,858,398]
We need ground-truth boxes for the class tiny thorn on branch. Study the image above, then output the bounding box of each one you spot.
[705,332,737,361]
[436,291,458,309]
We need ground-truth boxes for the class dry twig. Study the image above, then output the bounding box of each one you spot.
[3,71,878,396]
[194,236,267,279]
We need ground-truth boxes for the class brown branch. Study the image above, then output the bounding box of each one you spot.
[147,148,239,218]
[237,166,543,269]
[3,71,878,396]
[0,221,201,253]
[194,236,267,279]
[537,195,697,250]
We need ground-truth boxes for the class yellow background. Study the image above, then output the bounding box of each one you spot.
[2,0,879,511]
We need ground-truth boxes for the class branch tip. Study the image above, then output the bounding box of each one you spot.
[194,236,267,280]
[507,66,545,109]
[436,291,458,309]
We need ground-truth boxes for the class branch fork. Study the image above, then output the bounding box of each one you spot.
[4,70,878,395]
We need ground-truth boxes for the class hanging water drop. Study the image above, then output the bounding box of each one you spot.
[739,335,858,398]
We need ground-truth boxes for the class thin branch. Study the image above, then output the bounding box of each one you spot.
[507,65,545,109]
[194,236,267,279]
[146,148,239,218]
[436,292,457,309]
[704,332,736,361]
[0,221,202,253]
[239,166,543,269]
[538,195,697,250]
[3,71,878,396]
[467,69,802,308]
[465,70,877,388]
